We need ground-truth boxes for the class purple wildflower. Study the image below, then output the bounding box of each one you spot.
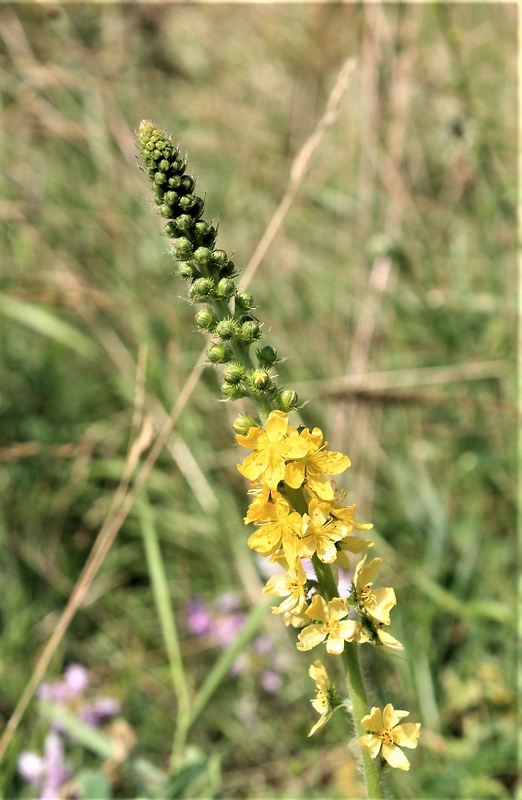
[18,732,71,800]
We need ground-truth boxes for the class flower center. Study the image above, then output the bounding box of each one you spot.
[378,727,393,746]
[360,584,373,604]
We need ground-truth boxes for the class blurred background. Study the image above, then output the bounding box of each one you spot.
[0,4,517,799]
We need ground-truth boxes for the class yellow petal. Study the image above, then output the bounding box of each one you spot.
[382,703,410,729]
[393,722,421,749]
[306,594,329,621]
[297,624,327,651]
[382,742,410,771]
[361,707,383,731]
[264,409,289,440]
[284,460,305,489]
[358,733,382,759]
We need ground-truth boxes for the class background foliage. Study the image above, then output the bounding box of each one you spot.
[0,4,516,799]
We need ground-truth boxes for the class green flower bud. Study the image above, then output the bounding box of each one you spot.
[188,277,214,301]
[159,159,171,172]
[164,220,180,237]
[179,175,195,193]
[248,369,273,392]
[219,260,236,278]
[232,414,257,435]
[215,318,239,340]
[278,389,299,412]
[179,195,204,218]
[175,214,194,233]
[241,320,261,343]
[195,308,217,331]
[192,246,212,266]
[216,278,236,299]
[201,225,217,247]
[222,363,245,385]
[235,292,254,311]
[164,190,179,206]
[168,175,182,189]
[172,157,186,174]
[221,382,247,401]
[154,171,167,185]
[159,203,174,218]
[172,237,193,261]
[210,249,228,268]
[207,343,232,364]
[178,262,197,279]
[256,345,278,367]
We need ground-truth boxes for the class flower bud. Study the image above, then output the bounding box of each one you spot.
[164,220,180,237]
[188,278,214,301]
[172,237,193,261]
[159,159,171,172]
[207,343,232,364]
[201,226,218,247]
[159,203,174,218]
[215,318,239,341]
[179,194,198,212]
[179,175,195,193]
[256,345,278,367]
[177,262,197,279]
[210,249,228,268]
[241,320,261,343]
[221,382,247,401]
[154,171,167,185]
[278,389,299,412]
[171,158,186,174]
[216,278,236,299]
[248,369,273,392]
[195,308,217,331]
[219,260,236,278]
[164,190,179,206]
[222,363,245,385]
[236,292,254,311]
[233,414,257,435]
[192,247,212,266]
[168,175,182,190]
[175,214,194,233]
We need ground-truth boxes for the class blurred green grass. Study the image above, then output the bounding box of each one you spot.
[0,4,517,799]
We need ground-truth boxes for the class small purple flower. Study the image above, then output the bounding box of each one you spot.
[186,598,213,636]
[64,664,89,695]
[259,670,283,694]
[18,732,71,800]
[79,697,121,727]
[37,663,88,704]
[214,613,245,648]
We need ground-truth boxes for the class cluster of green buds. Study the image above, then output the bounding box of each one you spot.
[137,121,299,429]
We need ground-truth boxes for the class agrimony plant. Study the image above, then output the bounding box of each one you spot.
[137,120,420,798]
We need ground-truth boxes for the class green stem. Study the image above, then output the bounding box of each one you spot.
[137,492,191,770]
[341,645,383,800]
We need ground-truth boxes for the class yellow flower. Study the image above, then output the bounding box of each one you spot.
[307,660,338,736]
[331,502,373,535]
[284,427,350,500]
[335,533,374,570]
[282,609,309,628]
[358,704,421,771]
[376,628,404,653]
[263,563,308,615]
[297,498,346,564]
[297,595,368,655]
[245,492,302,567]
[353,555,396,625]
[236,410,308,490]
